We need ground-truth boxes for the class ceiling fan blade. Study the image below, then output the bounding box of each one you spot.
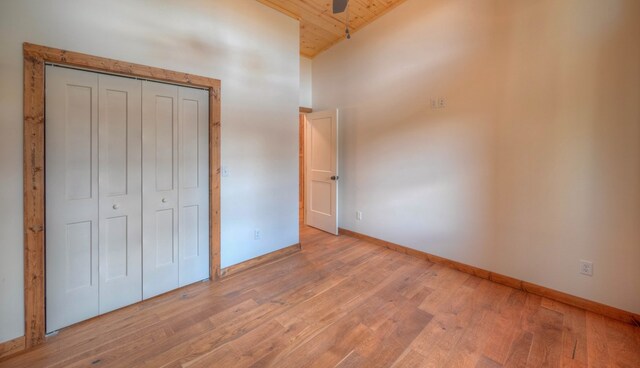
[333,0,348,14]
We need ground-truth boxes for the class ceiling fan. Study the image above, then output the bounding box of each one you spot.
[332,0,351,39]
[332,0,348,13]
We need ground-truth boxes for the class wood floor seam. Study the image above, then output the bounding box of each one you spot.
[1,226,638,367]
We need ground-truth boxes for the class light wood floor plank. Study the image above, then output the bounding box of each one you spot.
[0,226,638,368]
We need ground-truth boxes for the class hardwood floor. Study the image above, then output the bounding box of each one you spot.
[2,226,639,367]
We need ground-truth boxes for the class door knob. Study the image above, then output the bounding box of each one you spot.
[112,204,120,210]
[161,198,167,203]
[331,176,339,181]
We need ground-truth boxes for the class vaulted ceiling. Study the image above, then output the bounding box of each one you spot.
[257,0,407,58]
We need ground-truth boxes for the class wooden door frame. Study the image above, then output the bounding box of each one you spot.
[23,43,221,348]
[298,107,312,226]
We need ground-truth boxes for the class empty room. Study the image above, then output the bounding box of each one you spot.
[0,0,639,367]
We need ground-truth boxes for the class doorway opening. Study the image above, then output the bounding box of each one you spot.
[299,108,339,235]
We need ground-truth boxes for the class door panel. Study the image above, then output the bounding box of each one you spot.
[103,216,128,280]
[310,117,332,171]
[182,205,200,259]
[181,99,200,189]
[178,87,210,285]
[46,66,100,332]
[102,90,127,195]
[65,221,94,291]
[142,81,180,299]
[98,74,142,313]
[64,85,94,200]
[305,110,339,235]
[154,96,176,192]
[310,181,332,215]
[155,209,176,266]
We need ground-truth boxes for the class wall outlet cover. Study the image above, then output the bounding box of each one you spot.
[579,260,593,276]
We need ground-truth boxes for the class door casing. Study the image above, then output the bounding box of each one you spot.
[23,43,221,348]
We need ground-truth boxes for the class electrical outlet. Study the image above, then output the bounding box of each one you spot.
[356,211,363,221]
[579,260,593,276]
[254,229,261,240]
[430,97,446,109]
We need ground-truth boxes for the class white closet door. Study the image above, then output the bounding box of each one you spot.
[178,87,210,286]
[98,74,143,313]
[46,66,99,332]
[142,81,180,299]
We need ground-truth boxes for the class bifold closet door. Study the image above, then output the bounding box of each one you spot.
[142,82,210,298]
[46,66,100,333]
[142,81,180,299]
[46,67,144,332]
[47,67,210,330]
[178,86,210,286]
[98,74,143,313]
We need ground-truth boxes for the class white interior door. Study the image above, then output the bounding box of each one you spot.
[305,109,339,235]
[178,86,210,286]
[46,66,100,332]
[142,81,180,299]
[98,74,143,313]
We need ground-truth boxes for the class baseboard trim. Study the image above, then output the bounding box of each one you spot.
[338,228,640,327]
[219,243,302,278]
[0,335,26,361]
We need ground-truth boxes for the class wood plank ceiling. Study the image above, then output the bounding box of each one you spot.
[257,0,407,58]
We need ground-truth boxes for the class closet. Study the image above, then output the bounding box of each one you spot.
[45,65,210,333]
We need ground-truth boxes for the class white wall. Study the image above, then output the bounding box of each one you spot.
[300,56,313,107]
[0,0,299,343]
[313,0,640,313]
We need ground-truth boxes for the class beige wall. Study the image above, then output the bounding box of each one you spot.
[0,0,299,343]
[300,56,313,107]
[313,0,640,313]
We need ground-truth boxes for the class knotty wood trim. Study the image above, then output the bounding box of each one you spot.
[22,43,222,350]
[219,243,302,278]
[0,336,26,361]
[210,79,222,281]
[298,108,310,225]
[23,43,222,88]
[299,113,306,225]
[23,46,46,350]
[339,228,640,327]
